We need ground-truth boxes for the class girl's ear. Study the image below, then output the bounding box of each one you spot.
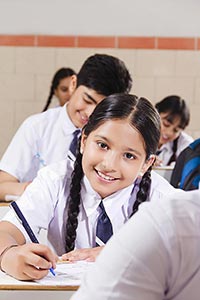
[140,155,156,176]
[80,132,87,154]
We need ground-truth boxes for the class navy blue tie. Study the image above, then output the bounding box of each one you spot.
[69,129,81,157]
[156,149,162,156]
[96,201,113,246]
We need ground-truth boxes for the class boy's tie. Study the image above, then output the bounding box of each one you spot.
[96,201,113,246]
[69,129,81,158]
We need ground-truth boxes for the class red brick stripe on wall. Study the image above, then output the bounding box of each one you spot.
[157,37,195,50]
[197,38,200,50]
[0,35,198,50]
[118,37,155,49]
[77,36,115,48]
[0,35,35,46]
[37,35,76,47]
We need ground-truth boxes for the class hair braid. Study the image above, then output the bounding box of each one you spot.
[131,167,152,216]
[42,87,54,112]
[167,137,178,165]
[65,152,84,252]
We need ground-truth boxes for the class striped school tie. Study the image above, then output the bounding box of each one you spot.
[69,129,81,158]
[96,201,113,247]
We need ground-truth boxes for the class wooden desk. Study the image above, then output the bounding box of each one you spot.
[0,201,10,219]
[0,270,77,300]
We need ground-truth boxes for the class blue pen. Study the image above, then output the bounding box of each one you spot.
[10,201,56,276]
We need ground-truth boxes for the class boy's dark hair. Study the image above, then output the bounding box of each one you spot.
[42,67,76,112]
[77,54,132,96]
[155,95,190,129]
[65,93,160,252]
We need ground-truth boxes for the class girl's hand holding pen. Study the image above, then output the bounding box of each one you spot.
[1,243,58,280]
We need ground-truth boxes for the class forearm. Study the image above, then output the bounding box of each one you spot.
[0,181,30,200]
[0,221,25,254]
[0,221,26,274]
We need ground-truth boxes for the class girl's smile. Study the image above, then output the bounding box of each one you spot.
[95,169,120,182]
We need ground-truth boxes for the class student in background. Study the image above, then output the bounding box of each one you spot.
[42,67,77,112]
[0,94,175,280]
[0,54,132,200]
[71,189,200,300]
[155,95,193,166]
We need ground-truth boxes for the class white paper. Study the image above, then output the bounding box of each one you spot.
[35,260,94,286]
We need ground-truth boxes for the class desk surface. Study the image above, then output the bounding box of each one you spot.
[0,270,78,291]
[0,201,10,206]
[153,166,174,171]
[0,260,94,291]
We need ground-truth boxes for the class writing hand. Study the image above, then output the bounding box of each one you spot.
[1,243,58,280]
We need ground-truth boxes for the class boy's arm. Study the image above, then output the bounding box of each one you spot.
[0,171,30,200]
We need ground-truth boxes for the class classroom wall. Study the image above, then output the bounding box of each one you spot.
[0,44,200,158]
[0,0,200,157]
[1,0,200,37]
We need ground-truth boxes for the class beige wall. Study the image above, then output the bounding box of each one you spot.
[0,46,200,157]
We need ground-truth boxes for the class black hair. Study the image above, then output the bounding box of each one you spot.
[65,94,160,252]
[77,54,132,96]
[155,95,190,129]
[155,95,190,165]
[42,68,76,112]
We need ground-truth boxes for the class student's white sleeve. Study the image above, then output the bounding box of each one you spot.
[0,117,38,181]
[2,164,60,242]
[71,205,169,300]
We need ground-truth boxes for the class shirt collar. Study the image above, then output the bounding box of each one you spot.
[158,141,173,153]
[81,175,137,219]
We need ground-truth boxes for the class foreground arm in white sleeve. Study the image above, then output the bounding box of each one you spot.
[72,189,200,300]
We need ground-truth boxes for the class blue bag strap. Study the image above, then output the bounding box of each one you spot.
[180,156,200,188]
[189,138,200,150]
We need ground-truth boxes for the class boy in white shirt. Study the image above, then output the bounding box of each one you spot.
[0,54,132,200]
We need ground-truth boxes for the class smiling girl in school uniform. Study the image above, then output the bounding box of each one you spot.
[0,94,175,280]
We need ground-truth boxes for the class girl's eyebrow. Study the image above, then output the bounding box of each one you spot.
[94,134,142,156]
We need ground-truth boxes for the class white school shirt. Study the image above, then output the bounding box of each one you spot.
[72,189,200,300]
[0,104,76,182]
[157,131,193,166]
[2,158,175,256]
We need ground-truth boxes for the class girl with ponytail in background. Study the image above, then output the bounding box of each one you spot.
[42,67,77,112]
